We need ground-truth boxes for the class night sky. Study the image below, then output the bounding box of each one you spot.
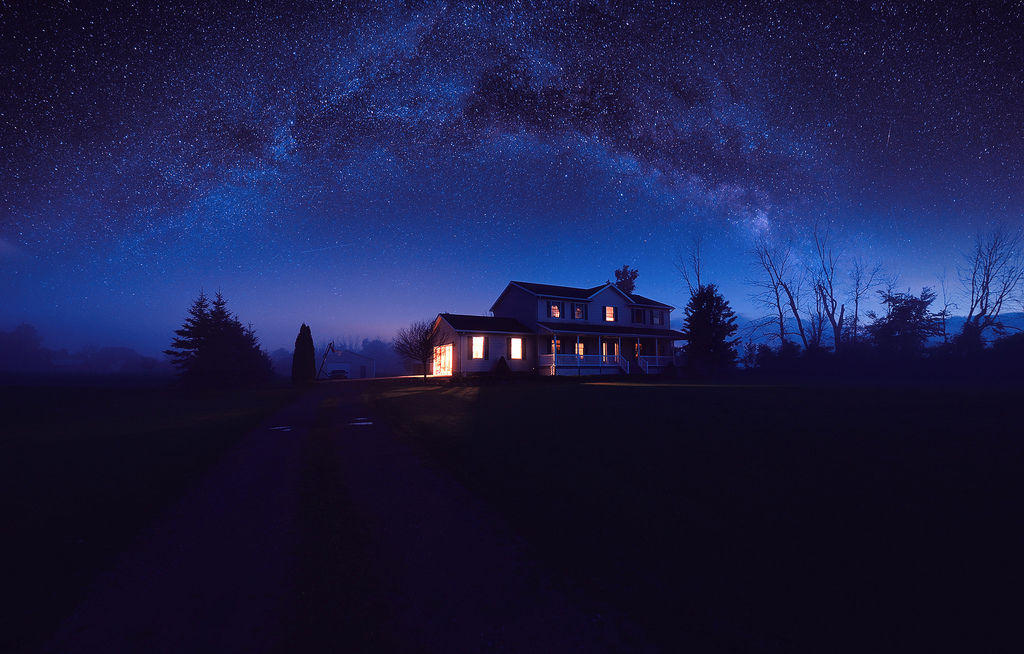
[2,1,1022,356]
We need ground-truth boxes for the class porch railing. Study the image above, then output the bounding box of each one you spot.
[538,353,629,372]
[638,355,673,374]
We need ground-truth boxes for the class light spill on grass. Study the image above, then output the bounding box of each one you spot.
[368,385,479,438]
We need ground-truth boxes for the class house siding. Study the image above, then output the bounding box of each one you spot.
[457,333,533,374]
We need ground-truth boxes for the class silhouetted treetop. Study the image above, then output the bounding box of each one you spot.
[612,265,639,294]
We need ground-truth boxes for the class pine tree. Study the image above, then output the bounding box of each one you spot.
[291,323,316,383]
[681,283,739,374]
[165,291,272,387]
[164,291,211,374]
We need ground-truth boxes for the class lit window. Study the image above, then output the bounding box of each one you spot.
[472,336,484,359]
[550,302,561,318]
[604,306,615,322]
[574,303,586,319]
[510,337,522,360]
[576,342,585,356]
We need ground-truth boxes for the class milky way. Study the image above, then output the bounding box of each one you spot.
[2,1,1022,353]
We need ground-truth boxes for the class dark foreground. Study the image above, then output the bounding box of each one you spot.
[4,377,1023,652]
[369,379,1024,653]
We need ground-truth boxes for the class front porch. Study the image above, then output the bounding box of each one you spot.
[537,333,676,376]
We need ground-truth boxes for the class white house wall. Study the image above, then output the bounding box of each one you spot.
[533,286,668,329]
[457,333,533,374]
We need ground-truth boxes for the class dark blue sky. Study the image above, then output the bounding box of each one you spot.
[2,1,1022,355]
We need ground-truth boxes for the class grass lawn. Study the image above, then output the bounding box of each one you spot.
[1,380,302,653]
[368,379,1024,653]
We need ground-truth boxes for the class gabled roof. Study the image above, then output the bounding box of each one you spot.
[437,313,533,334]
[626,293,673,309]
[495,280,674,310]
[509,281,607,299]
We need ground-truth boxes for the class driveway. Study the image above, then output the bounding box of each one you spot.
[46,382,648,653]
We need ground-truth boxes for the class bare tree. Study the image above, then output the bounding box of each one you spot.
[805,283,826,350]
[393,320,436,379]
[676,233,704,296]
[810,225,845,352]
[936,269,957,345]
[752,237,809,349]
[847,258,884,346]
[959,227,1024,341]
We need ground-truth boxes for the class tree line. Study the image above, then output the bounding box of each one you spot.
[677,226,1024,380]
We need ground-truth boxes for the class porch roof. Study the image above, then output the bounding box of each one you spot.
[438,313,533,334]
[536,321,684,339]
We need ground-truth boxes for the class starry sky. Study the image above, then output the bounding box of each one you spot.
[2,1,1022,356]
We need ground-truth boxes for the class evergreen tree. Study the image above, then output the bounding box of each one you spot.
[165,291,272,387]
[164,291,211,374]
[291,323,316,383]
[866,287,943,356]
[680,283,739,374]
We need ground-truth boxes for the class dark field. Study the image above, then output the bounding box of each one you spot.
[368,380,1024,653]
[1,381,301,653]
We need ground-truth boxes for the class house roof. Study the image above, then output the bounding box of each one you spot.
[510,281,607,299]
[536,322,684,339]
[437,313,533,334]
[504,281,674,309]
[624,293,673,309]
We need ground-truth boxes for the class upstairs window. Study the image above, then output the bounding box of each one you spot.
[573,303,587,320]
[652,311,665,326]
[549,301,564,319]
[604,306,616,322]
[632,308,645,324]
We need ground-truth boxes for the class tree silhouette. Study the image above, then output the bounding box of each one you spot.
[613,265,639,294]
[959,227,1024,343]
[393,320,436,379]
[165,291,272,387]
[866,287,943,356]
[291,323,316,383]
[681,284,739,374]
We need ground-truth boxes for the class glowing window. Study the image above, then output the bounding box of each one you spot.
[510,337,522,359]
[472,336,484,359]
[550,302,561,318]
[576,342,585,356]
[604,306,615,322]
[574,303,586,319]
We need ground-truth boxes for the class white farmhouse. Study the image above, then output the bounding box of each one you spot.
[431,281,683,376]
